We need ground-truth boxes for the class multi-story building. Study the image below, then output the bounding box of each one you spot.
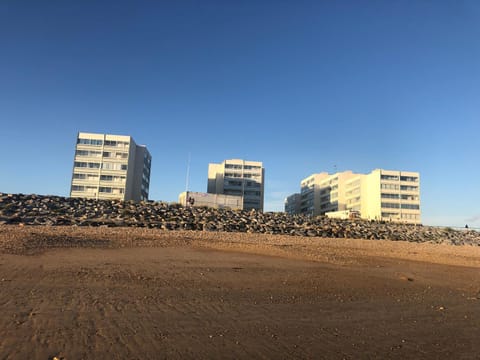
[299,171,359,216]
[292,169,421,224]
[70,132,151,202]
[345,169,420,224]
[207,159,264,211]
[284,193,301,215]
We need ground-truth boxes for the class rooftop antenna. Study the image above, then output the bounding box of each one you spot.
[333,164,337,173]
[185,152,191,193]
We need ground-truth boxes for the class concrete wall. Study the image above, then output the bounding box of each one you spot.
[179,191,243,210]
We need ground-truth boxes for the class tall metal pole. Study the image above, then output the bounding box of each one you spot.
[185,152,191,193]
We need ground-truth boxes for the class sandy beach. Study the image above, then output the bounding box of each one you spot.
[1,226,480,359]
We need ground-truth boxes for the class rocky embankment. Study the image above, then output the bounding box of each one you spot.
[0,193,478,246]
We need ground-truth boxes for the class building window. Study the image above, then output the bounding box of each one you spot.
[74,162,100,169]
[225,189,242,195]
[381,183,399,190]
[226,180,242,186]
[225,164,242,169]
[382,202,400,209]
[99,187,112,193]
[102,163,114,170]
[76,149,101,157]
[382,212,399,218]
[400,185,418,191]
[102,163,128,171]
[115,152,128,159]
[104,140,129,148]
[400,176,418,182]
[101,175,125,182]
[402,214,419,220]
[381,193,400,199]
[71,185,85,191]
[401,204,420,210]
[381,175,399,181]
[77,138,103,146]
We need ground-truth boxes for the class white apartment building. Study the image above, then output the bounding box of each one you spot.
[291,169,421,224]
[70,132,151,202]
[345,169,421,224]
[207,159,264,211]
[299,171,359,216]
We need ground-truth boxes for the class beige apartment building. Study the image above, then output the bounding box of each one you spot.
[345,169,421,224]
[70,132,151,202]
[299,171,359,216]
[288,169,421,224]
[207,159,264,211]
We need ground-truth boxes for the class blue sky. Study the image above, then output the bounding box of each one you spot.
[0,1,479,227]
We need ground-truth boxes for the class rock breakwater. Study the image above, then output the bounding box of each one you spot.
[0,193,479,246]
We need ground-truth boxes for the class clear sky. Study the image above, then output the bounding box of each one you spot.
[0,1,479,228]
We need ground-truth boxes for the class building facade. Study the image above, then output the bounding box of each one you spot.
[298,171,359,216]
[345,169,420,224]
[70,132,151,202]
[284,193,301,215]
[289,169,421,224]
[207,159,264,211]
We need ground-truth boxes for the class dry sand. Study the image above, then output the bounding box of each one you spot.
[1,225,480,359]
